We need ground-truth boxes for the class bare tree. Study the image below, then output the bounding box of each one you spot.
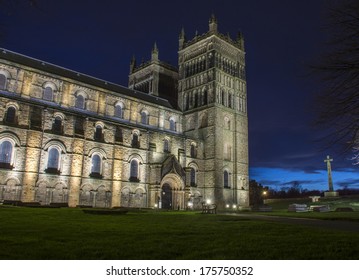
[313,0,359,164]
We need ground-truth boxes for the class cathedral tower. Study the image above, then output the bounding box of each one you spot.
[178,15,249,208]
[128,43,178,108]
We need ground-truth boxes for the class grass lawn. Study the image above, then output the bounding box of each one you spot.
[265,195,359,211]
[256,195,359,221]
[0,206,358,260]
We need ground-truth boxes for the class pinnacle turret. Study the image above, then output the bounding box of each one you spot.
[179,27,186,50]
[209,14,218,32]
[151,42,159,61]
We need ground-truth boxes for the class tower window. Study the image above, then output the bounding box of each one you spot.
[224,170,230,188]
[190,144,197,158]
[30,107,42,130]
[129,159,139,182]
[115,126,123,142]
[141,111,148,125]
[224,117,231,130]
[74,117,84,136]
[94,125,104,142]
[4,106,17,124]
[115,103,124,118]
[0,74,7,90]
[90,154,102,178]
[0,140,14,169]
[132,133,140,148]
[203,90,208,105]
[163,139,170,152]
[190,167,196,187]
[228,93,232,108]
[224,144,232,161]
[46,147,61,174]
[169,119,176,131]
[52,116,63,134]
[221,91,226,106]
[43,86,54,101]
[75,94,85,109]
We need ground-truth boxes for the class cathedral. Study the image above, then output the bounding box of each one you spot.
[0,16,249,210]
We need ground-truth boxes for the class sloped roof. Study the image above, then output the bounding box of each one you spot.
[0,48,174,109]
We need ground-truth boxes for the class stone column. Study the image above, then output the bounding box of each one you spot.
[68,139,85,207]
[21,130,42,202]
[111,146,123,207]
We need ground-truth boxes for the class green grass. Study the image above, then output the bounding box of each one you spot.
[265,195,359,212]
[0,206,358,260]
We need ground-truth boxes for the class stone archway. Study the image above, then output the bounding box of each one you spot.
[160,173,185,210]
[161,183,172,209]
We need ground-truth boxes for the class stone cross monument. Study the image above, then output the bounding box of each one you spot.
[324,155,339,197]
[324,155,334,192]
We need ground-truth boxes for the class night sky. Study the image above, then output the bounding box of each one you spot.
[1,0,358,191]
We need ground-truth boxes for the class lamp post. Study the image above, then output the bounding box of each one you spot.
[262,190,268,204]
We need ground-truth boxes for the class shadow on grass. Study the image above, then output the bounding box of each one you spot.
[0,206,358,260]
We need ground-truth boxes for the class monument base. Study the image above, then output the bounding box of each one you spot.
[324,191,339,197]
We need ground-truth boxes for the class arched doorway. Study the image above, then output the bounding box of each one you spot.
[159,173,185,210]
[161,183,172,209]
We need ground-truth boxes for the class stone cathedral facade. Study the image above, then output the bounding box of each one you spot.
[0,16,249,210]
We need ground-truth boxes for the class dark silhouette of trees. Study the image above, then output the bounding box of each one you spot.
[313,0,359,164]
[249,180,266,205]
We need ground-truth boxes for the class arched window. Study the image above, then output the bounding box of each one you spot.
[224,170,230,188]
[203,90,208,105]
[190,167,196,187]
[75,94,85,109]
[115,103,124,118]
[228,93,232,108]
[74,117,84,136]
[115,126,123,142]
[163,139,169,152]
[141,111,148,125]
[90,154,102,178]
[0,74,7,90]
[0,140,13,169]
[190,144,197,158]
[46,147,60,174]
[224,144,232,161]
[200,113,208,128]
[221,90,226,106]
[132,133,140,148]
[52,116,63,134]
[224,117,231,130]
[169,119,176,131]
[130,159,139,182]
[30,107,42,130]
[94,125,104,141]
[43,86,53,101]
[5,106,16,124]
[185,94,190,110]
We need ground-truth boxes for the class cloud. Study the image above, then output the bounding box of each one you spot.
[256,180,282,186]
[336,178,359,188]
[249,166,356,191]
[280,180,322,187]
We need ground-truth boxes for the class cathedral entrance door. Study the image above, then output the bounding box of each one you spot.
[161,183,172,209]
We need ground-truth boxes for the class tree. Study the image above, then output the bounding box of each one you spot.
[313,0,359,164]
[249,180,266,206]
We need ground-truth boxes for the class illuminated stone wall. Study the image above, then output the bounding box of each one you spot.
[0,55,198,209]
[0,17,249,209]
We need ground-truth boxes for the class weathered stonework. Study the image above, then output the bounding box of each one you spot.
[0,16,249,209]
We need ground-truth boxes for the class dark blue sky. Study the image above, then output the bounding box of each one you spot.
[1,0,358,190]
